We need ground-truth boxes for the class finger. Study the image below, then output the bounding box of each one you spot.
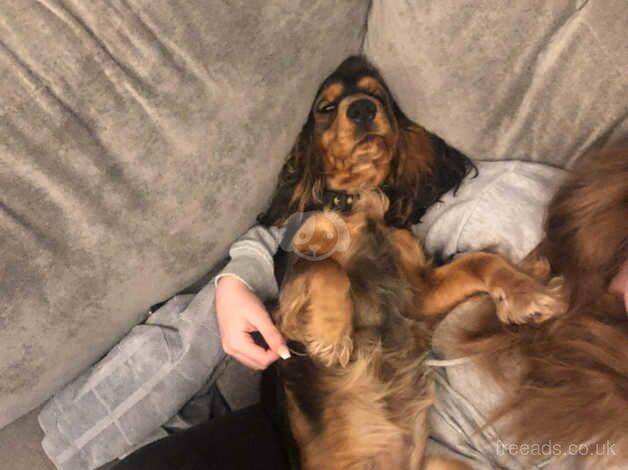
[258,347,281,368]
[248,311,290,360]
[222,332,266,369]
[235,331,278,368]
[228,341,266,370]
[249,349,279,369]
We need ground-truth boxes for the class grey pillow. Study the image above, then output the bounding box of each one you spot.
[365,0,627,167]
[0,0,369,428]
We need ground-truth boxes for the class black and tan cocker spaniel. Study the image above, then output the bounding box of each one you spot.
[261,56,567,470]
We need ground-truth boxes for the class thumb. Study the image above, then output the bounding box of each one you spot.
[248,309,291,360]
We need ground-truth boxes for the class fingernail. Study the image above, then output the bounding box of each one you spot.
[278,345,291,360]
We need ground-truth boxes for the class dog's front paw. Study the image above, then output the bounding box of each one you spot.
[292,211,350,260]
[492,275,568,325]
[307,335,353,368]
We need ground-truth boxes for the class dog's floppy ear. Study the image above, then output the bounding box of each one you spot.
[387,110,476,228]
[258,117,324,226]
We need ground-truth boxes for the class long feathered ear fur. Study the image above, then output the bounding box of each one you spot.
[258,117,324,226]
[544,148,628,311]
[387,110,476,228]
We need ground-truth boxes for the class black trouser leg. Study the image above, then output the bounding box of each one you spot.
[112,404,289,470]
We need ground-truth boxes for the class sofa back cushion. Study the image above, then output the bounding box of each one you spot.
[365,0,627,167]
[0,0,368,427]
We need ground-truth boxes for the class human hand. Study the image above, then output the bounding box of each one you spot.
[215,275,290,369]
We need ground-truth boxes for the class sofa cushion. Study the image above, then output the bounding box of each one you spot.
[364,0,627,167]
[0,0,369,428]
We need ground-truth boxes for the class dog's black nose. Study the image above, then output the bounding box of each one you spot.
[347,99,376,125]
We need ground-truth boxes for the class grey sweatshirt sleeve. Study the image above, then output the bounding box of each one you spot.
[214,224,286,302]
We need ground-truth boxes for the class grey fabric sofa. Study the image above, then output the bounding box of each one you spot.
[1,1,625,469]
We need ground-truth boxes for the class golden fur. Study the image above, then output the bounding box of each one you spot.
[275,192,566,470]
[275,193,438,469]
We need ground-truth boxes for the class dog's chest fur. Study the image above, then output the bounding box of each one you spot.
[278,222,434,469]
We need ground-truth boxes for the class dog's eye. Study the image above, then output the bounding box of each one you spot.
[318,103,337,113]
